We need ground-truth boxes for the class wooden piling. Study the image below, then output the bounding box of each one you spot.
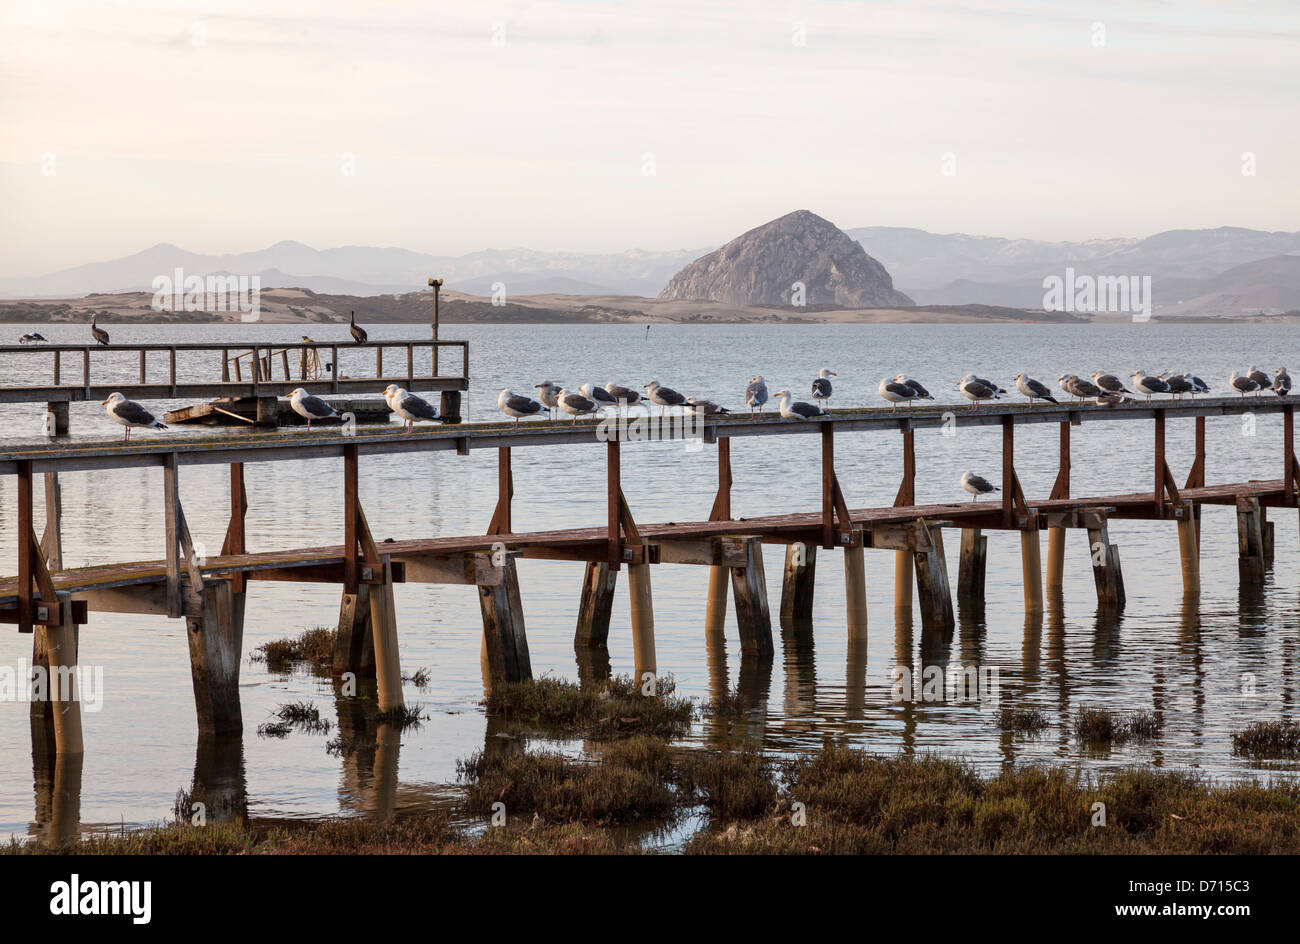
[957,527,987,604]
[575,560,617,647]
[705,564,729,636]
[40,471,62,570]
[185,579,246,735]
[1237,495,1267,586]
[1020,529,1043,614]
[894,550,913,611]
[844,536,868,639]
[730,536,773,658]
[333,585,376,678]
[912,521,955,630]
[1045,527,1066,592]
[366,558,403,712]
[45,401,68,436]
[38,591,83,754]
[1177,504,1200,595]
[1084,514,1126,608]
[478,553,530,686]
[627,561,657,683]
[779,541,816,624]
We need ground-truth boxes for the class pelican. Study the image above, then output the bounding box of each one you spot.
[1091,372,1132,394]
[958,376,1001,410]
[772,389,828,420]
[556,387,598,425]
[1014,373,1057,405]
[1229,371,1259,398]
[644,380,686,414]
[1274,367,1291,397]
[894,374,934,402]
[498,388,545,428]
[289,387,339,430]
[90,314,109,346]
[534,381,561,419]
[811,368,837,406]
[961,471,998,502]
[348,311,368,344]
[382,384,438,432]
[878,377,918,411]
[745,376,769,415]
[101,392,166,441]
[1130,371,1170,402]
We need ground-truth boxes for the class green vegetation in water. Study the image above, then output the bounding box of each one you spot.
[483,674,694,738]
[998,708,1050,733]
[403,667,431,688]
[253,627,336,673]
[1072,707,1163,745]
[256,721,292,738]
[1232,721,1300,759]
[375,703,426,728]
[272,701,332,734]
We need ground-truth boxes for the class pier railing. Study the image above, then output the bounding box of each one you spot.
[0,339,470,404]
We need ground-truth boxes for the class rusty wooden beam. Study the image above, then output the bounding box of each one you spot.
[708,437,732,521]
[16,460,32,633]
[1002,415,1014,528]
[1286,404,1295,504]
[821,422,835,548]
[343,443,359,593]
[487,447,513,535]
[607,439,621,568]
[1049,421,1070,500]
[893,427,916,507]
[220,463,247,592]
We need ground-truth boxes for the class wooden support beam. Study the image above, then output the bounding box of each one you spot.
[163,454,204,619]
[40,471,62,571]
[17,460,33,633]
[627,559,656,684]
[368,557,404,711]
[219,463,247,593]
[477,552,531,686]
[893,427,916,507]
[1185,415,1206,490]
[1002,415,1015,528]
[1177,504,1201,595]
[334,583,375,679]
[894,549,913,611]
[1237,495,1266,587]
[1084,513,1126,608]
[1021,529,1043,615]
[575,560,617,647]
[1286,404,1297,504]
[729,535,773,658]
[912,520,955,630]
[186,579,245,735]
[779,542,816,624]
[709,437,731,521]
[705,563,729,637]
[843,534,868,639]
[487,447,513,535]
[38,592,83,754]
[344,444,359,592]
[1046,421,1069,591]
[957,527,987,604]
[607,440,621,567]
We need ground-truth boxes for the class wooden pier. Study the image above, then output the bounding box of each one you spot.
[4,394,1299,755]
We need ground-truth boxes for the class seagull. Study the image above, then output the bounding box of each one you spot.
[1014,372,1057,405]
[1096,392,1129,407]
[533,382,561,419]
[1090,372,1132,394]
[603,382,643,408]
[772,389,828,420]
[1248,365,1270,393]
[878,377,918,411]
[289,387,339,430]
[1185,374,1210,396]
[1066,375,1102,400]
[811,368,837,406]
[1130,371,1170,402]
[1058,374,1079,399]
[745,376,769,415]
[382,384,438,432]
[894,374,934,402]
[958,375,1001,410]
[1229,371,1260,398]
[644,380,686,414]
[963,374,1006,395]
[18,332,46,344]
[101,392,166,442]
[1159,372,1193,398]
[579,383,618,413]
[1274,367,1291,397]
[556,387,598,425]
[90,314,109,346]
[686,397,730,415]
[348,311,368,344]
[961,471,999,502]
[498,388,545,428]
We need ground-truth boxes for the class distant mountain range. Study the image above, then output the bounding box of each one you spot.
[4,225,1298,317]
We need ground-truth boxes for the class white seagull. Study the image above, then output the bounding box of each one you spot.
[957,375,1001,410]
[686,397,730,415]
[1248,365,1271,393]
[1091,372,1132,394]
[101,392,167,442]
[878,377,917,411]
[772,389,829,420]
[556,387,598,425]
[1130,371,1170,402]
[579,383,619,413]
[1014,372,1058,405]
[289,387,339,430]
[533,381,561,419]
[1229,371,1260,398]
[644,380,686,414]
[893,374,934,402]
[382,384,438,432]
[745,376,769,415]
[498,388,546,428]
[603,382,643,408]
[811,368,837,406]
[1274,367,1291,397]
[961,471,999,502]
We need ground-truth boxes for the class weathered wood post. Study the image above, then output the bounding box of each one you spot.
[957,527,987,605]
[729,535,774,658]
[334,585,375,677]
[1021,530,1044,615]
[893,425,916,612]
[705,437,732,635]
[1236,495,1267,587]
[45,401,69,436]
[477,552,531,686]
[627,560,657,682]
[186,578,246,735]
[369,557,405,712]
[1045,420,1072,592]
[38,591,84,754]
[912,520,955,630]
[1082,510,1126,608]
[575,560,617,646]
[779,541,816,624]
[843,528,868,639]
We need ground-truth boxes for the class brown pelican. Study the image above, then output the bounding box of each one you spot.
[348,311,368,344]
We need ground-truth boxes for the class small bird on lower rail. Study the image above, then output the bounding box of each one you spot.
[289,387,339,430]
[961,470,999,501]
[102,392,167,442]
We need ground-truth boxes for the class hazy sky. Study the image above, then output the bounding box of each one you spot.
[1,0,1296,274]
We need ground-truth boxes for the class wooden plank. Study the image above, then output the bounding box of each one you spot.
[164,454,181,618]
[487,447,513,535]
[893,428,916,507]
[708,437,732,521]
[607,440,621,567]
[343,444,359,592]
[16,460,33,633]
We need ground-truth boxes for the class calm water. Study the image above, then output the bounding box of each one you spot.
[2,321,1298,843]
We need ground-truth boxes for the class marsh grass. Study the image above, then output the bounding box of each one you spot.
[1232,721,1300,759]
[403,667,431,688]
[484,675,694,738]
[256,721,292,738]
[254,627,336,673]
[1073,707,1162,745]
[272,701,332,733]
[376,703,426,728]
[998,708,1049,733]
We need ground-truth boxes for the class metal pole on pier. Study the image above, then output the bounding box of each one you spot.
[427,277,443,376]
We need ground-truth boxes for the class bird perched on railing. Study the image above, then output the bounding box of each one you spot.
[604,382,643,408]
[1130,371,1170,402]
[1185,374,1210,396]
[1096,391,1130,407]
[686,397,730,415]
[90,314,109,346]
[745,376,769,415]
[289,387,339,430]
[556,387,598,425]
[498,388,545,428]
[893,374,934,402]
[348,311,368,344]
[382,384,438,432]
[811,368,837,406]
[878,376,918,411]
[1159,372,1193,398]
[772,389,828,420]
[1229,371,1260,398]
[101,392,166,442]
[961,471,998,501]
[957,375,1001,410]
[579,383,619,414]
[1065,375,1102,400]
[533,381,560,419]
[644,380,686,414]
[1090,371,1131,395]
[19,332,46,344]
[1274,367,1291,397]
[1248,365,1270,392]
[964,373,1005,394]
[1014,373,1057,405]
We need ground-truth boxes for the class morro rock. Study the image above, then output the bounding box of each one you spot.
[660,210,913,308]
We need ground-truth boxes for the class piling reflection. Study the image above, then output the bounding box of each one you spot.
[29,718,83,846]
[779,618,816,719]
[574,643,612,688]
[191,733,248,826]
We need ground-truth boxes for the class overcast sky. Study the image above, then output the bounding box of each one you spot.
[1,0,1296,274]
